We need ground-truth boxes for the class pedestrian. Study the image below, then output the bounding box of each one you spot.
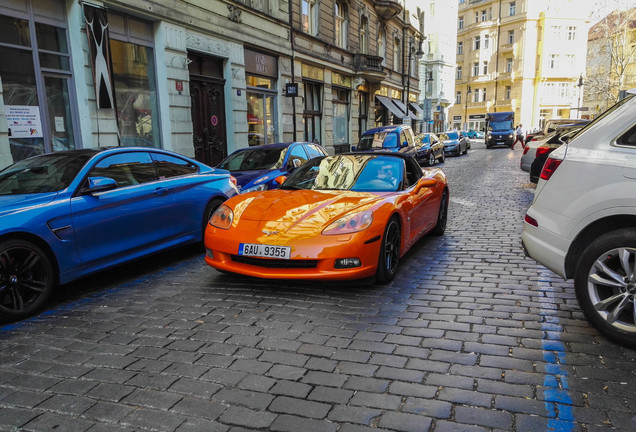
[512,124,525,149]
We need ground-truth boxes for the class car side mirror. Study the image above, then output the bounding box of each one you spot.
[414,177,437,193]
[275,175,287,186]
[401,141,409,148]
[351,145,357,151]
[81,176,117,195]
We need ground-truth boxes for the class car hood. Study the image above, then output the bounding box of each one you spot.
[231,169,279,188]
[231,189,383,228]
[0,192,58,216]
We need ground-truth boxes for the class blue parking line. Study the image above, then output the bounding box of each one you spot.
[0,258,196,333]
[540,270,575,431]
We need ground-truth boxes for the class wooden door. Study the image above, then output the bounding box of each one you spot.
[190,79,226,166]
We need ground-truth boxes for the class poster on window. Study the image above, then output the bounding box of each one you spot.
[84,4,115,109]
[5,105,44,138]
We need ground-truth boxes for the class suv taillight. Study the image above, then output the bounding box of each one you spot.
[535,147,551,158]
[540,157,562,181]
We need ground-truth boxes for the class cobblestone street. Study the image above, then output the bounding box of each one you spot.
[1,142,635,432]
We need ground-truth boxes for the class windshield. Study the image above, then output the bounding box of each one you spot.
[218,147,286,171]
[358,131,398,150]
[281,154,404,192]
[488,121,513,131]
[443,132,459,140]
[0,152,93,195]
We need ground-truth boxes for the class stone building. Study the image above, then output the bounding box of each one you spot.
[448,0,589,132]
[0,0,423,169]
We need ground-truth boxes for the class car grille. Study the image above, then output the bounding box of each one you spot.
[231,255,318,268]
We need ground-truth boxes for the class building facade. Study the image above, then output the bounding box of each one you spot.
[0,0,423,169]
[448,0,589,133]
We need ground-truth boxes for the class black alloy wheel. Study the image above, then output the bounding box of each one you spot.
[574,228,636,348]
[376,217,401,283]
[432,190,448,236]
[428,153,436,166]
[0,239,54,322]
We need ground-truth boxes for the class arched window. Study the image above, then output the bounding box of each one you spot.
[335,1,348,49]
[360,16,369,54]
[378,28,386,66]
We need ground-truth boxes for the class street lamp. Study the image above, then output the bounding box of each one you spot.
[576,74,583,119]
[404,36,424,117]
[464,86,472,130]
[423,70,434,132]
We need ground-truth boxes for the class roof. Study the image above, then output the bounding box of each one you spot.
[361,125,409,136]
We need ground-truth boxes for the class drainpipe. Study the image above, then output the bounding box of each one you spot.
[493,0,502,112]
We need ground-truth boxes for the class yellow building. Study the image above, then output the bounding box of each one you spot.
[449,0,589,132]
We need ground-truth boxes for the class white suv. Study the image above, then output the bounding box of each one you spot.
[522,89,636,348]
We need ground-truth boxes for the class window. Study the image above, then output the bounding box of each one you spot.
[458,16,464,29]
[457,41,463,55]
[505,86,511,100]
[378,28,386,66]
[508,30,514,44]
[549,54,558,69]
[567,26,576,41]
[151,153,197,178]
[360,16,369,54]
[482,61,488,75]
[287,145,309,168]
[484,34,489,49]
[0,3,77,163]
[509,1,516,16]
[475,12,479,23]
[393,37,401,72]
[334,1,348,49]
[474,36,480,50]
[358,92,368,134]
[459,0,465,3]
[246,75,277,146]
[456,91,462,104]
[482,88,487,102]
[89,152,156,188]
[506,58,513,72]
[332,87,349,145]
[456,66,463,80]
[110,14,160,148]
[481,10,487,21]
[303,81,322,143]
[301,0,318,35]
[473,88,480,102]
[473,62,479,76]
[552,25,562,40]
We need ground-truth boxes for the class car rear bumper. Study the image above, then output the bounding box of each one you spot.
[521,221,568,278]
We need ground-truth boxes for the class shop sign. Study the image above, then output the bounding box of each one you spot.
[301,64,324,81]
[285,83,298,97]
[6,105,43,138]
[245,49,278,78]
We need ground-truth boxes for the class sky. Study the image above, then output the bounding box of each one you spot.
[585,0,636,23]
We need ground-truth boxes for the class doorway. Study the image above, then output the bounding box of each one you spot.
[189,55,227,166]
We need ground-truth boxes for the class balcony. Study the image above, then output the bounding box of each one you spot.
[500,43,515,53]
[373,0,402,20]
[353,54,386,83]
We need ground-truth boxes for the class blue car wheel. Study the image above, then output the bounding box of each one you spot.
[0,239,54,321]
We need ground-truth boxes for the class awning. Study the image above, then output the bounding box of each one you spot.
[391,99,417,120]
[409,102,423,117]
[376,96,407,119]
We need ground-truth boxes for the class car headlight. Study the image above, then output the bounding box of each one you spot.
[323,211,373,235]
[509,134,514,138]
[487,134,492,139]
[209,204,234,229]
[241,183,268,194]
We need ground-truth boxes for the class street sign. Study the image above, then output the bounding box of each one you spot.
[402,117,411,124]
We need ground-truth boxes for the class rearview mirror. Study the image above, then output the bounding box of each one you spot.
[81,176,117,194]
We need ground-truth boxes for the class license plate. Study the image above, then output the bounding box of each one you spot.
[238,243,291,259]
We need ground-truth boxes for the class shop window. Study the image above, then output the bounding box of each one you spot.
[359,91,368,136]
[246,76,277,146]
[333,87,349,146]
[0,4,76,163]
[303,81,322,144]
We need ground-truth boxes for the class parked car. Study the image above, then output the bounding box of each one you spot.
[439,131,469,156]
[205,153,449,283]
[0,147,238,321]
[354,125,418,158]
[525,118,589,145]
[465,129,484,139]
[459,131,472,149]
[217,142,328,194]
[522,89,636,348]
[520,122,589,174]
[415,132,445,166]
[529,127,586,183]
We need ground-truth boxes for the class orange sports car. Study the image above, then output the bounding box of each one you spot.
[204,153,448,283]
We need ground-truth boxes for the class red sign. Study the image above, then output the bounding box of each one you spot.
[175,80,183,92]
[210,115,218,126]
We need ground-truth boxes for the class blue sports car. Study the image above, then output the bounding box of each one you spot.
[218,142,328,193]
[0,147,238,321]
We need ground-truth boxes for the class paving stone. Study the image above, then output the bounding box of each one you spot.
[270,414,338,432]
[378,411,433,432]
[218,406,277,428]
[123,407,187,431]
[454,406,513,430]
[213,388,274,410]
[327,405,382,425]
[22,412,94,432]
[37,394,95,415]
